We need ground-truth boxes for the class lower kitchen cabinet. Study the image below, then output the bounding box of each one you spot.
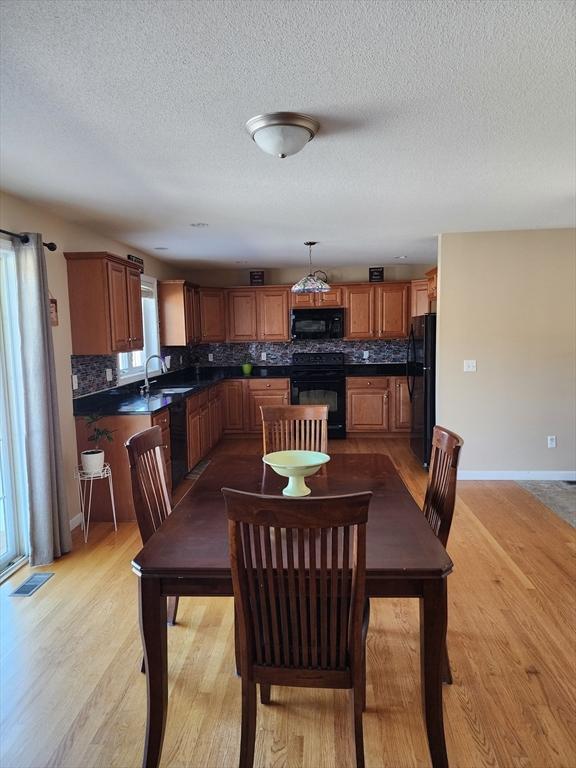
[346,376,411,433]
[221,378,290,434]
[186,385,225,469]
[222,379,245,432]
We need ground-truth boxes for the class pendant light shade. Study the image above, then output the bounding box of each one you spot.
[291,242,331,294]
[246,112,320,158]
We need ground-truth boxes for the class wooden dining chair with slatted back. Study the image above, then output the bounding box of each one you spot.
[125,426,179,627]
[422,424,464,684]
[223,488,372,768]
[260,404,329,454]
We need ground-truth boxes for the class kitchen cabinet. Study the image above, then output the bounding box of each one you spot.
[346,377,390,432]
[151,409,172,495]
[222,379,246,432]
[411,279,430,318]
[344,284,375,339]
[257,288,290,341]
[227,289,258,341]
[246,378,290,432]
[426,267,438,300]
[158,280,200,346]
[199,289,227,342]
[291,287,344,308]
[186,396,202,470]
[375,283,410,339]
[390,377,411,432]
[65,251,144,355]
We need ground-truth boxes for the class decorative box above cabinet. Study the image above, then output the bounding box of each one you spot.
[158,280,200,346]
[65,251,143,355]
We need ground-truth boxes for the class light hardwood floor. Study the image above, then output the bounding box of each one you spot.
[1,437,575,768]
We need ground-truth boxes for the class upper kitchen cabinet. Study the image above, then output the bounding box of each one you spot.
[375,283,410,338]
[158,280,200,346]
[65,251,143,355]
[410,278,431,318]
[199,288,227,342]
[344,284,375,339]
[257,288,290,341]
[425,267,438,299]
[227,289,258,341]
[291,286,344,308]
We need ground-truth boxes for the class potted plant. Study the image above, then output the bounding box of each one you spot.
[81,415,115,475]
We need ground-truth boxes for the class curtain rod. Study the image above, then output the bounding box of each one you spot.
[0,228,57,251]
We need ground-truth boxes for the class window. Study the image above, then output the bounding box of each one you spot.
[118,275,161,383]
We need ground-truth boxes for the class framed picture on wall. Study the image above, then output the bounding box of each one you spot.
[369,266,384,282]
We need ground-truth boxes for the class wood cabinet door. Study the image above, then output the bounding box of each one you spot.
[410,279,430,318]
[126,266,144,349]
[344,285,375,339]
[426,267,437,299]
[317,287,344,307]
[291,292,315,307]
[222,380,245,432]
[184,284,195,344]
[391,377,411,431]
[199,289,226,342]
[200,405,211,456]
[257,289,290,341]
[346,389,390,431]
[247,390,289,433]
[191,288,202,343]
[227,290,258,341]
[106,261,130,351]
[187,409,202,470]
[375,283,410,339]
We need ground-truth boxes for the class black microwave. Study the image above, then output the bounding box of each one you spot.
[291,308,344,340]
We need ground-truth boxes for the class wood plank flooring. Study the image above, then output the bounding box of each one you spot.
[1,437,574,768]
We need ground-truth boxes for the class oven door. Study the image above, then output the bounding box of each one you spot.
[290,376,346,438]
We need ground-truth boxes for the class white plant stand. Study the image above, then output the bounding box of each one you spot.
[74,462,117,543]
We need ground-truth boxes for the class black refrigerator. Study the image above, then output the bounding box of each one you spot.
[407,314,436,467]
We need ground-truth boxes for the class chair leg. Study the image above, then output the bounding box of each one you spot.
[260,683,271,704]
[167,596,179,626]
[239,678,257,768]
[442,640,453,685]
[234,613,241,676]
[352,684,365,768]
[360,598,370,711]
[140,656,145,674]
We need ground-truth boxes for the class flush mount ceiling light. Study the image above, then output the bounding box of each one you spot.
[291,241,330,294]
[246,112,320,158]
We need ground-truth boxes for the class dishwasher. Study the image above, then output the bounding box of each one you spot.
[169,399,187,489]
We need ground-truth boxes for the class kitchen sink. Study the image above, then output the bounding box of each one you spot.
[149,386,193,395]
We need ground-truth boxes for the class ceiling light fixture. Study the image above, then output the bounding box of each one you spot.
[246,112,320,158]
[291,241,330,294]
[189,222,208,228]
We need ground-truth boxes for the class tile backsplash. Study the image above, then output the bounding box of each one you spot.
[72,339,406,398]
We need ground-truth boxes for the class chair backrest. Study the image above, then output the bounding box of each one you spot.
[422,425,464,547]
[222,488,371,679]
[260,404,329,454]
[125,426,172,544]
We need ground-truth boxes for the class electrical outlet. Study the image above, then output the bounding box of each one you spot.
[72,374,78,390]
[547,435,557,448]
[463,359,477,372]
[363,350,369,360]
[261,352,267,361]
[208,353,214,362]
[105,368,113,382]
[164,355,171,369]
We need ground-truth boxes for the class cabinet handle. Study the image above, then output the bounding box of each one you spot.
[266,383,271,388]
[367,381,372,386]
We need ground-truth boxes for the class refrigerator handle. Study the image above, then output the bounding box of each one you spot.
[406,326,415,400]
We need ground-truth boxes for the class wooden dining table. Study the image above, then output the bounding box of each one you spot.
[132,453,453,768]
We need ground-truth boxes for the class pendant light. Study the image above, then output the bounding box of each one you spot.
[291,241,330,294]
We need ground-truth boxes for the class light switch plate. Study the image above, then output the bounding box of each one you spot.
[463,359,477,372]
[547,435,557,448]
[72,374,78,390]
[105,368,113,382]
[363,350,369,360]
[208,353,214,362]
[164,355,171,369]
[261,352,267,361]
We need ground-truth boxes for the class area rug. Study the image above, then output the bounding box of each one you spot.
[516,481,576,527]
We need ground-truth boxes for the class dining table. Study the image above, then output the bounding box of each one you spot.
[132,452,453,768]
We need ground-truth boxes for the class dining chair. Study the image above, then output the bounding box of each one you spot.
[422,424,464,684]
[125,426,179,626]
[222,488,372,768]
[260,404,329,454]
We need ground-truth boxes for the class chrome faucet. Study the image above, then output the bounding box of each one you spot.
[140,355,167,396]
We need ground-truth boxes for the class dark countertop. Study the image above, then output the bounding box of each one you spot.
[72,363,406,416]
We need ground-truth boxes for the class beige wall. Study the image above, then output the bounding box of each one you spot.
[0,191,182,524]
[187,263,431,286]
[437,229,576,477]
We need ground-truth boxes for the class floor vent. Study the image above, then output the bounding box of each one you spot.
[10,572,54,596]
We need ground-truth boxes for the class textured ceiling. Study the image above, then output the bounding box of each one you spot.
[0,0,574,269]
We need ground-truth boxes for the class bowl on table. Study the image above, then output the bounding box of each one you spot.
[262,450,330,497]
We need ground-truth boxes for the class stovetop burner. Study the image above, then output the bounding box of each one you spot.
[291,352,345,368]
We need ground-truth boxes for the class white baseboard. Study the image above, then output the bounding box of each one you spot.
[459,470,576,481]
[69,513,83,531]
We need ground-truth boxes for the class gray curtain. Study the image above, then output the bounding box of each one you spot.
[14,234,72,565]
